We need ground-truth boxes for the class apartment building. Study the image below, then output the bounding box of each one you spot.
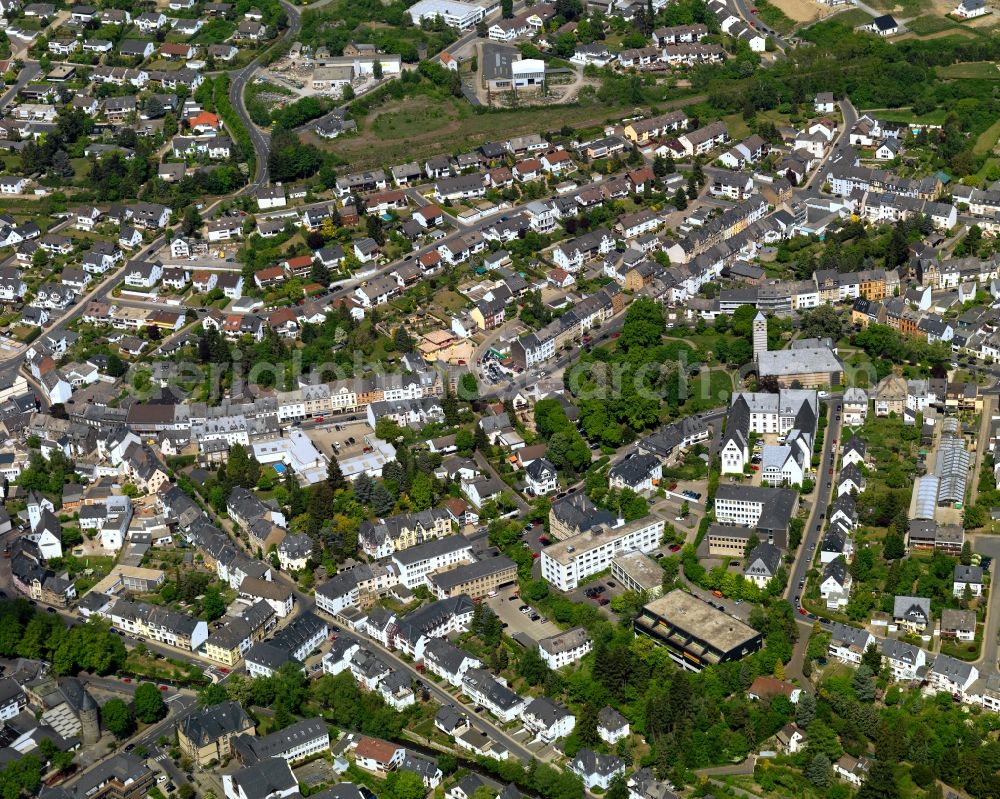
[391,536,475,588]
[540,515,665,591]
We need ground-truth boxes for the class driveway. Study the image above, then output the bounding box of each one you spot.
[484,593,562,644]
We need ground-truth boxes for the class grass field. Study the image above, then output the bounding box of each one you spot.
[938,60,1000,79]
[722,113,753,140]
[905,13,961,33]
[973,118,1000,156]
[860,107,949,125]
[754,0,797,33]
[863,0,931,15]
[828,7,875,26]
[315,93,707,170]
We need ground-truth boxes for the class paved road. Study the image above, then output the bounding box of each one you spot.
[347,624,540,764]
[0,62,41,110]
[228,0,303,190]
[805,99,858,191]
[729,0,790,50]
[973,535,1000,668]
[786,395,843,608]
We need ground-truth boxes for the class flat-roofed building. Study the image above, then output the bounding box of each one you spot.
[611,551,664,599]
[540,515,665,591]
[428,556,517,599]
[635,589,763,670]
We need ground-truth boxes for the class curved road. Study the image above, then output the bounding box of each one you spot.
[229,0,304,190]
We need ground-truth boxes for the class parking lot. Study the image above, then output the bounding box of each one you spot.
[484,593,562,645]
[303,418,370,459]
[569,578,624,620]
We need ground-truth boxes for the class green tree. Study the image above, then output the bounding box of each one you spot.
[384,769,425,799]
[806,753,831,787]
[606,774,628,799]
[198,683,229,708]
[860,641,882,674]
[134,682,168,723]
[327,456,346,491]
[852,664,876,702]
[101,698,135,738]
[796,690,816,727]
[857,760,901,799]
[181,205,202,237]
[371,482,396,516]
[409,471,433,511]
[202,589,226,621]
[459,372,478,401]
[353,473,375,505]
[671,187,688,210]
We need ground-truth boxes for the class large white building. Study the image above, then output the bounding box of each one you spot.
[391,536,475,588]
[720,389,817,476]
[537,627,592,670]
[407,0,484,30]
[540,516,665,591]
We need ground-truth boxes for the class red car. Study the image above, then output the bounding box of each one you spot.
[798,608,807,615]
[122,677,131,683]
[668,543,682,552]
[159,685,169,691]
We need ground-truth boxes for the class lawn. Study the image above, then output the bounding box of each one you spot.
[863,0,930,15]
[682,369,734,412]
[754,0,797,34]
[829,7,875,26]
[860,107,950,125]
[938,60,1000,79]
[316,92,706,170]
[905,13,961,34]
[722,113,753,140]
[189,18,236,44]
[973,118,1000,156]
[70,157,91,180]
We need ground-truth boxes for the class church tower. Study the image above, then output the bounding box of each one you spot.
[753,312,768,361]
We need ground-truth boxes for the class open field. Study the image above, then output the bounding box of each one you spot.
[938,60,1000,79]
[974,119,1000,156]
[311,93,706,170]
[754,0,799,31]
[898,25,979,38]
[826,7,876,25]
[904,12,964,32]
[862,0,931,15]
[860,107,950,124]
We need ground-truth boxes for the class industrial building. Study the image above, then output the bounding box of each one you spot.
[634,590,763,670]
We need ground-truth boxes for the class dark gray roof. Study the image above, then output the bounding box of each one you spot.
[523,696,572,729]
[609,452,659,486]
[392,535,471,567]
[745,542,781,579]
[429,556,516,592]
[550,493,614,534]
[570,747,625,778]
[179,701,252,746]
[954,564,983,583]
[395,595,474,647]
[233,718,328,764]
[226,757,297,799]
